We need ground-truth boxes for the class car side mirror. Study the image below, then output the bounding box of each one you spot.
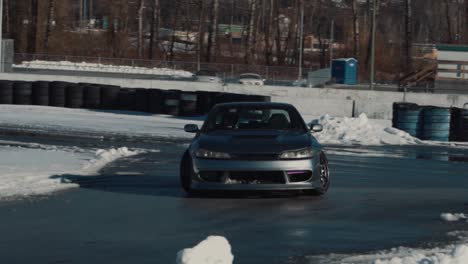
[310,124,323,133]
[184,124,199,133]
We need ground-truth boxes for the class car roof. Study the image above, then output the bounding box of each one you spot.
[214,102,295,109]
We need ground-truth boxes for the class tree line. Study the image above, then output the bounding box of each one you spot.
[4,0,468,80]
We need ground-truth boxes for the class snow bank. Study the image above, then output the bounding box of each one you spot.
[176,236,234,264]
[441,213,468,222]
[14,60,193,77]
[81,147,142,175]
[312,113,426,146]
[0,145,142,200]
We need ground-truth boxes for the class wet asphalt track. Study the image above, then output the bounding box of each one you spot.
[0,136,468,264]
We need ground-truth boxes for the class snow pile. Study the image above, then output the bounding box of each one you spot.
[312,113,425,146]
[441,213,468,222]
[81,147,141,175]
[14,60,193,77]
[0,145,143,200]
[176,236,234,264]
[371,244,468,264]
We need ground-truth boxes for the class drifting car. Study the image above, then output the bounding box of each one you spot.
[180,102,330,195]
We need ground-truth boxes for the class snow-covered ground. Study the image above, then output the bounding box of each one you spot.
[0,143,142,200]
[178,232,468,264]
[14,60,194,78]
[1,105,466,147]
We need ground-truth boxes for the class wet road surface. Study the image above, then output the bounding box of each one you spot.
[0,137,467,264]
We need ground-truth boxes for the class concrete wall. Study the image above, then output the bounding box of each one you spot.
[2,72,468,119]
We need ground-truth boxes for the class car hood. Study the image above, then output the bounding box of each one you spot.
[196,130,320,154]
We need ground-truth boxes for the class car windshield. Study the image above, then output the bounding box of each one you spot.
[240,74,261,80]
[203,105,307,132]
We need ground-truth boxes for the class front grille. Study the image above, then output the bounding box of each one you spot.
[228,171,286,184]
[199,171,286,184]
[230,153,279,161]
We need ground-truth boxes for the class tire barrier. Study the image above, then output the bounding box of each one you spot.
[65,85,84,108]
[196,91,218,114]
[83,85,101,109]
[458,108,468,141]
[49,81,69,107]
[180,91,198,116]
[164,90,180,116]
[100,85,120,109]
[0,80,13,104]
[148,89,164,114]
[0,79,273,117]
[393,104,423,138]
[13,81,33,105]
[32,81,50,106]
[422,107,451,142]
[118,88,136,110]
[135,88,149,112]
[392,102,418,128]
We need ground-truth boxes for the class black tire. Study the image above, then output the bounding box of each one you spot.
[149,89,164,114]
[32,81,50,106]
[0,80,13,104]
[118,88,136,110]
[305,152,330,196]
[13,81,33,105]
[83,85,101,109]
[49,81,69,107]
[65,85,84,108]
[100,85,120,109]
[180,151,194,194]
[135,88,149,112]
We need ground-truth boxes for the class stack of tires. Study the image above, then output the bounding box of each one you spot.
[164,90,180,116]
[0,80,13,104]
[13,82,33,105]
[32,81,50,106]
[148,89,164,114]
[451,107,468,142]
[66,85,84,108]
[392,103,423,138]
[135,88,149,112]
[100,85,120,109]
[196,91,218,114]
[83,84,101,109]
[180,91,198,116]
[118,88,136,110]
[422,107,451,142]
[49,81,69,107]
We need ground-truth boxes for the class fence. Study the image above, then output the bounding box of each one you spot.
[13,53,319,82]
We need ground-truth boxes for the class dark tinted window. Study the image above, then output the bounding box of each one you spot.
[203,105,306,132]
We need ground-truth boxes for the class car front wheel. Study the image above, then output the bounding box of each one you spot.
[305,152,330,196]
[180,151,194,194]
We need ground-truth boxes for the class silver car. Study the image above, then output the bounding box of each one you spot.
[180,102,330,196]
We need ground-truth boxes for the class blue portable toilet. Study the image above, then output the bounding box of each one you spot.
[332,58,358,85]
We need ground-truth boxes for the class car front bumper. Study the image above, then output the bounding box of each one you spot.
[191,157,321,191]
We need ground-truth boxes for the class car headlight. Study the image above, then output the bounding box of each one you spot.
[195,149,231,159]
[279,148,315,160]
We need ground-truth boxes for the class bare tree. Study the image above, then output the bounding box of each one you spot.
[245,0,257,64]
[138,0,145,58]
[27,0,39,54]
[148,0,160,59]
[43,0,56,54]
[444,0,453,43]
[4,0,10,38]
[404,0,412,72]
[351,0,360,58]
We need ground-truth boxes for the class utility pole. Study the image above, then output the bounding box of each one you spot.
[369,0,377,90]
[298,1,304,81]
[0,0,3,73]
